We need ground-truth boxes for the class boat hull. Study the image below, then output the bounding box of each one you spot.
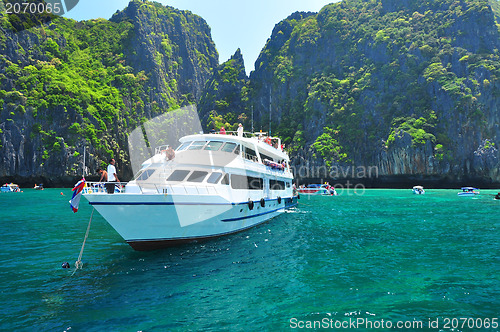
[297,189,330,195]
[85,194,297,250]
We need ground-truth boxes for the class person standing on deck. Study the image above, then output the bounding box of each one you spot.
[106,158,120,193]
[237,123,243,137]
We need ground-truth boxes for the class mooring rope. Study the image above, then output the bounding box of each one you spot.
[71,207,94,276]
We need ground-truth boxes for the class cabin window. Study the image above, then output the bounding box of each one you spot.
[187,141,206,150]
[136,169,155,181]
[230,174,247,189]
[233,145,240,155]
[187,171,208,183]
[167,170,190,182]
[286,182,291,188]
[177,142,191,151]
[243,147,258,162]
[221,173,230,185]
[270,180,285,190]
[230,174,263,190]
[248,177,263,190]
[261,153,274,162]
[204,141,224,151]
[207,172,223,184]
[221,142,237,152]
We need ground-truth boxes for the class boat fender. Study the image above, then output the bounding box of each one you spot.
[260,198,265,207]
[297,194,300,199]
[277,196,282,204]
[61,262,70,269]
[248,200,254,210]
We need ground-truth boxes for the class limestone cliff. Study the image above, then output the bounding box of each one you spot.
[0,0,217,186]
[245,0,500,186]
[198,48,249,131]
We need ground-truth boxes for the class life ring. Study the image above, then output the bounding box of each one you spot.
[248,200,254,210]
[277,196,282,204]
[260,198,265,207]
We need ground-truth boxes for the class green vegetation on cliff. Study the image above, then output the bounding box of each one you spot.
[0,0,217,181]
[245,0,500,180]
[198,48,249,132]
[1,0,499,184]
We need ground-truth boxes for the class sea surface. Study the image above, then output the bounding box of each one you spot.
[0,188,498,331]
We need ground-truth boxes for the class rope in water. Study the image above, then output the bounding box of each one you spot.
[71,207,94,276]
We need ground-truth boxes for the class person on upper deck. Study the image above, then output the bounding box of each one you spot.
[166,146,175,160]
[237,123,243,137]
[220,126,226,135]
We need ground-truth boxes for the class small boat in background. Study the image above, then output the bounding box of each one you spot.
[1,183,21,192]
[412,186,425,195]
[34,183,44,190]
[297,184,338,196]
[457,187,480,196]
[494,192,500,200]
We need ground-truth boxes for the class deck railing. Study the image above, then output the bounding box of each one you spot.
[154,145,170,155]
[83,181,220,196]
[83,182,125,194]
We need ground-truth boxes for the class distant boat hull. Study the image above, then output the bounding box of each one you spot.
[458,187,480,196]
[457,192,479,197]
[412,186,425,194]
[1,183,20,192]
[297,188,329,195]
[297,185,337,196]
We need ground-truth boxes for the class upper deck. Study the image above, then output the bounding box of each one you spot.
[178,132,287,161]
[133,131,293,186]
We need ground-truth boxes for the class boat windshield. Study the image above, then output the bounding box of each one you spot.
[204,141,224,151]
[187,141,207,150]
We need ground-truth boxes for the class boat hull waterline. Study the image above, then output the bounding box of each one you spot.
[86,194,297,250]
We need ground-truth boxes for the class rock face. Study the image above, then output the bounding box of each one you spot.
[0,0,218,186]
[214,0,500,186]
[110,1,217,104]
[198,48,249,129]
[1,0,500,187]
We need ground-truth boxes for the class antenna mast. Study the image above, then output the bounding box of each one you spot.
[82,145,86,178]
[251,105,254,133]
[269,86,271,137]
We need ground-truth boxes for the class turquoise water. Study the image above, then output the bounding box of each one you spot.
[0,189,498,331]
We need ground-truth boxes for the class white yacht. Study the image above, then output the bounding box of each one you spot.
[83,132,298,250]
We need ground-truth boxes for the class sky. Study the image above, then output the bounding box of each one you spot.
[64,0,338,75]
